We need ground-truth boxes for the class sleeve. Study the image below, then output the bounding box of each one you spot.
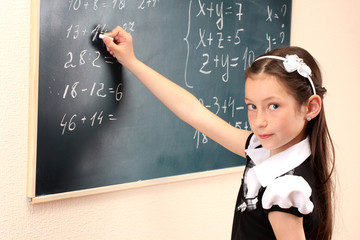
[262,175,314,217]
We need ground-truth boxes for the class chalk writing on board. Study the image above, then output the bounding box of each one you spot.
[60,111,117,135]
[183,0,290,148]
[186,0,245,147]
[184,1,244,89]
[138,0,160,9]
[193,95,250,148]
[67,0,160,11]
[265,4,289,52]
[62,82,123,100]
[51,0,290,146]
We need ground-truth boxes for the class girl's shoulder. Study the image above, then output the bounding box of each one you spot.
[262,169,314,216]
[245,134,316,217]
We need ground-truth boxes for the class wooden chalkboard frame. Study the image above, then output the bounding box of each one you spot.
[28,0,40,203]
[27,0,291,204]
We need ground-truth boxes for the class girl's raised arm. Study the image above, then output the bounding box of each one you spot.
[103,26,251,158]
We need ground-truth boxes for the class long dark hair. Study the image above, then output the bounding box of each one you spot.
[246,46,335,239]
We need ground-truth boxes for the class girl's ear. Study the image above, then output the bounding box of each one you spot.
[305,95,322,120]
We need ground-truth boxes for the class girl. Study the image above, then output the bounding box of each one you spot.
[102,26,335,240]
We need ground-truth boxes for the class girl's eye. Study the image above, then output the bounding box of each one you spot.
[269,104,279,110]
[247,104,256,110]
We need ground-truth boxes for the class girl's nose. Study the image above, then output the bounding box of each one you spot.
[254,112,267,128]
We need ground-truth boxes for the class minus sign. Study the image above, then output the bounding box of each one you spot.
[108,115,117,121]
[236,107,245,110]
[82,89,88,92]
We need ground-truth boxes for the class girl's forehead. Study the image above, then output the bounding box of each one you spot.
[245,74,285,92]
[244,74,294,101]
[245,72,280,83]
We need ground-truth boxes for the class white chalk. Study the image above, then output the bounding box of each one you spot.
[99,34,114,41]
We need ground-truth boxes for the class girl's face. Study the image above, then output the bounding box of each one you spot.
[245,73,307,156]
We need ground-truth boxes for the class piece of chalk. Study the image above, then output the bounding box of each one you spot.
[99,34,114,41]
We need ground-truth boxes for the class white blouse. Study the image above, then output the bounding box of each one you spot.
[244,135,314,215]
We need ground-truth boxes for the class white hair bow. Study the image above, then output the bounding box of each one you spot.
[283,55,312,79]
[254,54,316,95]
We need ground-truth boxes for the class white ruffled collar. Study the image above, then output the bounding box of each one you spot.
[245,134,311,188]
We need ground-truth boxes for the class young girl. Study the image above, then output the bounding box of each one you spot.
[102,26,335,240]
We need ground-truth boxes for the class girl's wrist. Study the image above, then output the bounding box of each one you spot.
[123,57,141,73]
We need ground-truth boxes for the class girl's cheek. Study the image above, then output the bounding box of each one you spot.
[247,117,255,130]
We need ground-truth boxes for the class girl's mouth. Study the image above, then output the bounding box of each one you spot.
[258,134,273,140]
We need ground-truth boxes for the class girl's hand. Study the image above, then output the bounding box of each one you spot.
[102,26,136,67]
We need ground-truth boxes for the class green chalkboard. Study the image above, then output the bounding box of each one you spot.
[29,0,292,200]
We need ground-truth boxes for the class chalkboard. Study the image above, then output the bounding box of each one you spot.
[28,0,292,203]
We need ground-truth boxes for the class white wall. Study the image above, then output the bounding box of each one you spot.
[1,0,359,239]
[291,1,360,238]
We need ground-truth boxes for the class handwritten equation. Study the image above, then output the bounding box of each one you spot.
[60,111,117,135]
[67,0,159,11]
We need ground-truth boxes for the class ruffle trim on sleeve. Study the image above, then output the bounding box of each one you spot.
[262,175,314,215]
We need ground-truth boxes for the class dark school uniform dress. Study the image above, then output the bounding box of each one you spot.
[231,134,319,240]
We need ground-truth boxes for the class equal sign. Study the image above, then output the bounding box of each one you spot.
[108,88,115,93]
[104,56,115,64]
[225,6,233,15]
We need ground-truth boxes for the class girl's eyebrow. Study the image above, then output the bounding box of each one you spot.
[244,96,281,102]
